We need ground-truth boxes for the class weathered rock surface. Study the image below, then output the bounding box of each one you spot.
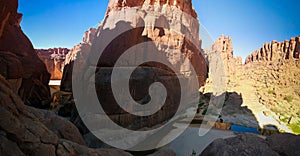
[60,28,97,92]
[203,35,242,93]
[267,133,300,156]
[200,133,300,156]
[36,48,70,80]
[106,0,198,18]
[0,75,132,155]
[59,0,207,136]
[148,149,176,156]
[245,36,300,63]
[0,0,51,108]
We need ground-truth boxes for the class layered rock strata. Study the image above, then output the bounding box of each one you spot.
[204,35,242,91]
[245,36,300,63]
[61,0,208,133]
[36,48,70,80]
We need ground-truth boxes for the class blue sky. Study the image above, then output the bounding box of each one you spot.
[19,0,300,60]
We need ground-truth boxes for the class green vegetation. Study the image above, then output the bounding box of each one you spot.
[202,109,207,115]
[289,123,300,134]
[198,101,205,107]
[284,95,294,103]
[279,116,290,123]
[268,89,275,95]
[190,150,197,156]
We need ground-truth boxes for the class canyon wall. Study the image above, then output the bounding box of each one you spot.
[61,0,208,133]
[0,0,51,108]
[0,1,131,155]
[245,36,300,64]
[60,28,97,92]
[36,48,70,80]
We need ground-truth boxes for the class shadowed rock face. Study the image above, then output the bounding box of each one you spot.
[0,75,132,156]
[36,48,70,80]
[200,133,300,156]
[0,0,51,108]
[60,28,97,92]
[93,0,207,84]
[60,0,207,133]
[245,36,300,63]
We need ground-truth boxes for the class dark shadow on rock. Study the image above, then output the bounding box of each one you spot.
[197,92,261,132]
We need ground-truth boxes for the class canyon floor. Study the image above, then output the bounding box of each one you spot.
[198,60,300,135]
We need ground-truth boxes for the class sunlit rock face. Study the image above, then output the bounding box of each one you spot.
[36,48,70,80]
[61,0,207,131]
[60,28,97,92]
[245,36,300,63]
[207,35,242,84]
[94,0,207,86]
[106,0,197,18]
[0,0,51,108]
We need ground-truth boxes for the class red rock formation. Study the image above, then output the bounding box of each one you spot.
[208,35,242,84]
[106,0,197,18]
[36,48,70,80]
[61,0,207,133]
[0,0,51,108]
[245,36,300,64]
[60,28,97,92]
[0,75,132,156]
[93,0,206,85]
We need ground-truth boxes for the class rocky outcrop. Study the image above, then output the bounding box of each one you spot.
[60,28,97,92]
[36,48,70,80]
[0,75,132,155]
[63,0,207,133]
[200,133,300,156]
[106,0,198,18]
[213,35,242,74]
[245,36,300,63]
[204,35,242,89]
[0,0,51,108]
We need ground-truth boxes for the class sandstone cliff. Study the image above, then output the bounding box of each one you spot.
[212,35,242,77]
[245,36,300,63]
[36,48,70,80]
[204,35,242,92]
[59,0,207,139]
[0,0,51,108]
[60,28,97,92]
[106,0,197,18]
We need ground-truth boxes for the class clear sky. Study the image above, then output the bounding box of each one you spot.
[19,0,300,60]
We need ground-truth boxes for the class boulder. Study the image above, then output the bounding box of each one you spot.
[266,133,300,156]
[0,74,132,155]
[200,133,279,156]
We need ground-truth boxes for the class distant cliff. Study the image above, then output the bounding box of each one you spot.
[245,36,300,64]
[36,48,70,80]
[205,35,242,89]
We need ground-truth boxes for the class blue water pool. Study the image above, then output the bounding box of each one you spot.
[230,124,260,134]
